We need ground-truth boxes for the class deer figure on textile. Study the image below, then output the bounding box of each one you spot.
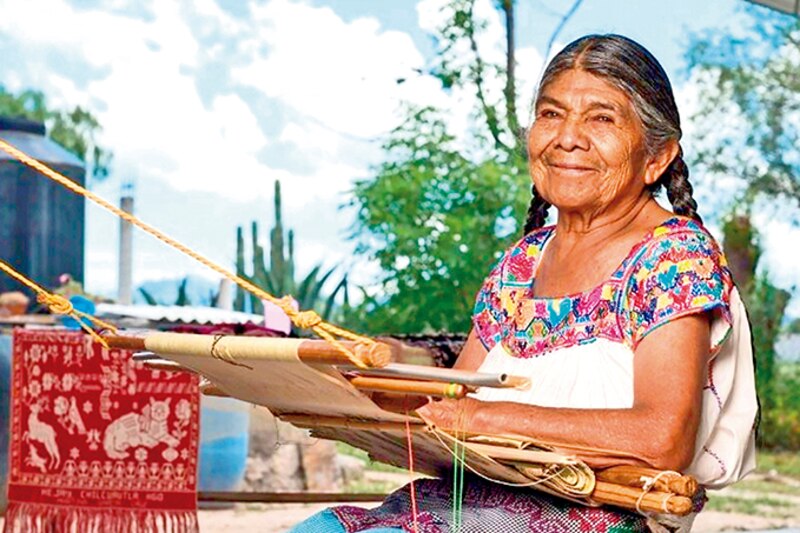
[24,400,61,470]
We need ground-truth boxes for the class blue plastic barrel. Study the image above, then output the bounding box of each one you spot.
[0,334,12,515]
[198,395,250,491]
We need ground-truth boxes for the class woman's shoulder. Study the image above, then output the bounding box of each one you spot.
[626,216,726,272]
[499,225,555,284]
[650,216,721,248]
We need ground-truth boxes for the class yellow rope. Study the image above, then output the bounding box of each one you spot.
[0,259,116,348]
[0,138,377,368]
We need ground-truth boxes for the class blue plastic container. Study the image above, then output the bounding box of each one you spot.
[0,334,12,515]
[198,396,250,491]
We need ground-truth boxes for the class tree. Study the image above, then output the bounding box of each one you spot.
[0,86,111,179]
[687,7,799,448]
[686,6,800,215]
[349,0,582,334]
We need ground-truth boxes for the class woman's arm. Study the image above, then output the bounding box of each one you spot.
[418,313,710,471]
[451,329,490,371]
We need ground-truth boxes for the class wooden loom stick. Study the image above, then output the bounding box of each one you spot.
[104,334,394,367]
[596,465,699,498]
[591,481,693,516]
[348,376,471,398]
[107,333,530,392]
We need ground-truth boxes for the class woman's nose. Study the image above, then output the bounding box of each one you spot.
[554,117,589,151]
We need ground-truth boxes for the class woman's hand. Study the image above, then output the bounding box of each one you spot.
[416,397,484,433]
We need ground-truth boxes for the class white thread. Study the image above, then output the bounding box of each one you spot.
[635,470,680,516]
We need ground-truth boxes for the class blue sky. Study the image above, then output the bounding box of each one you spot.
[1,0,798,317]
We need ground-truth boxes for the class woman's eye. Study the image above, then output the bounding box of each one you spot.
[539,110,559,119]
[594,114,613,123]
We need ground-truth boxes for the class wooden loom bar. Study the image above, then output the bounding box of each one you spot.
[592,481,693,516]
[109,334,530,392]
[105,334,399,367]
[347,376,471,398]
[596,465,698,498]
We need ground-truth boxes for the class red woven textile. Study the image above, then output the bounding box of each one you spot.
[4,329,200,532]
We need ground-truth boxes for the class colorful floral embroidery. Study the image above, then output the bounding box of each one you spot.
[473,218,734,358]
[332,478,648,532]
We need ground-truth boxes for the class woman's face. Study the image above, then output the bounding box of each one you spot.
[528,69,661,216]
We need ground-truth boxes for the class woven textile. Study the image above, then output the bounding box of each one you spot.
[3,329,200,533]
[332,477,648,532]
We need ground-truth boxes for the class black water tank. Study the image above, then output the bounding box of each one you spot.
[0,116,86,294]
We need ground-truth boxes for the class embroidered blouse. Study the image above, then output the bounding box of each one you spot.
[471,217,756,487]
[330,217,757,533]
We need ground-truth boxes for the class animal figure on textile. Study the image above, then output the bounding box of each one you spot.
[24,400,61,470]
[54,395,88,435]
[25,443,48,473]
[103,397,180,459]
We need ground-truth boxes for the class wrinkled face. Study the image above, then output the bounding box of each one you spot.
[528,69,654,215]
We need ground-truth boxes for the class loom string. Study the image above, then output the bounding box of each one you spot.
[0,138,379,369]
[403,398,420,533]
[449,401,467,532]
[0,259,116,348]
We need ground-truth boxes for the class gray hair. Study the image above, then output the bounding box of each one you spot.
[523,34,700,234]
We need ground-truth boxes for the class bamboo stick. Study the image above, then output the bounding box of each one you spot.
[340,362,530,390]
[596,466,698,498]
[348,376,471,398]
[591,481,693,516]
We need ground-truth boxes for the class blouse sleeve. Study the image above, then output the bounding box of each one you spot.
[622,228,734,351]
[472,251,509,351]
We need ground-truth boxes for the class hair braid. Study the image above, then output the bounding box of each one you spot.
[523,185,551,235]
[662,147,702,224]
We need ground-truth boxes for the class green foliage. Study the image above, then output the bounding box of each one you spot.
[759,362,800,450]
[686,7,800,212]
[0,86,111,179]
[748,273,791,410]
[720,206,794,447]
[234,180,347,331]
[349,106,527,334]
[690,7,800,450]
[348,0,547,334]
[757,448,800,478]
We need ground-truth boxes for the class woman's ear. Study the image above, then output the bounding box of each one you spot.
[644,140,680,186]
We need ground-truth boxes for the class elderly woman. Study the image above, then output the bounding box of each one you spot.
[291,34,757,533]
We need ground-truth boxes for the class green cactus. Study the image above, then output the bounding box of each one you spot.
[234,226,245,311]
[233,180,347,330]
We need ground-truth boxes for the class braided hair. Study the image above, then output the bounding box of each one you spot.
[522,34,702,234]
